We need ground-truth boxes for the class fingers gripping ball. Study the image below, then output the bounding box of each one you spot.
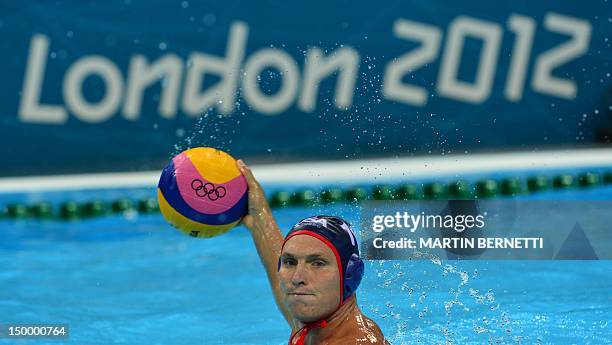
[157,147,248,238]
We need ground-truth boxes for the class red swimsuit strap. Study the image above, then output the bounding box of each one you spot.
[288,320,328,345]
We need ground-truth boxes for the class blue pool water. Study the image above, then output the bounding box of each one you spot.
[1,185,611,344]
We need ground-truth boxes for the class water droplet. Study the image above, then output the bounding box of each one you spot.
[203,13,216,26]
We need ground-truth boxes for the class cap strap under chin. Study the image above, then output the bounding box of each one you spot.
[288,319,328,345]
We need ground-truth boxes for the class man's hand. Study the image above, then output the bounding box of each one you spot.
[236,159,274,232]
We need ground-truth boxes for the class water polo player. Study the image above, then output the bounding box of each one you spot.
[237,160,389,345]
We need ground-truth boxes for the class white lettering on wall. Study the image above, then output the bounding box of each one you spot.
[19,34,67,124]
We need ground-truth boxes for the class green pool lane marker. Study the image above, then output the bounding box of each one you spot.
[31,202,53,219]
[476,180,498,198]
[138,198,159,214]
[7,203,28,219]
[3,170,612,220]
[290,189,317,206]
[82,200,107,217]
[320,188,344,204]
[500,178,523,196]
[553,174,574,189]
[372,185,395,200]
[527,176,549,192]
[423,182,446,199]
[395,184,418,200]
[270,191,291,208]
[60,201,80,220]
[112,198,134,213]
[578,172,600,187]
[448,180,471,199]
[346,187,368,203]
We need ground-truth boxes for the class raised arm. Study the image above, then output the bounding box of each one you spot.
[236,160,294,326]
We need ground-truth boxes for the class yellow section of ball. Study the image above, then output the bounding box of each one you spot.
[183,147,241,184]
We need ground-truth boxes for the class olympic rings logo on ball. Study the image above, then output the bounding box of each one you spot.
[191,179,227,201]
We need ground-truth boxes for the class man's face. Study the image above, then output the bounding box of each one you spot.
[279,234,341,322]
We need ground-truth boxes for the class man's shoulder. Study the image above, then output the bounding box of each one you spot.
[332,313,389,345]
[330,331,389,345]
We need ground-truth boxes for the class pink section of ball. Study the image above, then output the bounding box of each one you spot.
[173,153,247,215]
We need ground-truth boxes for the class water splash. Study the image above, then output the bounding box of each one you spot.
[363,255,526,344]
